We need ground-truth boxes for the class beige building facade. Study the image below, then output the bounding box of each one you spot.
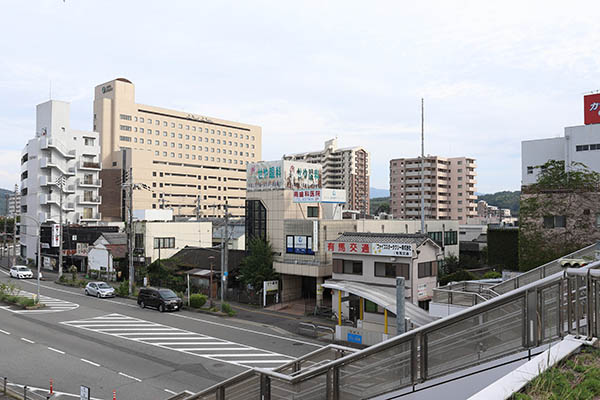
[94,78,262,220]
[284,139,370,214]
[389,156,477,221]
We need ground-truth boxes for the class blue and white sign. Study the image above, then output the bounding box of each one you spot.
[347,333,362,344]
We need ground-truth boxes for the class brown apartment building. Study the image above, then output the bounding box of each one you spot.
[389,156,477,221]
[284,139,370,214]
[94,78,262,220]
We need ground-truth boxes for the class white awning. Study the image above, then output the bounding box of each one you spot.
[323,280,438,327]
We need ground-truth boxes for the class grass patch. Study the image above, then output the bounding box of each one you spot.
[514,346,600,400]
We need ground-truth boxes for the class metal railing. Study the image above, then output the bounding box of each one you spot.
[2,376,50,400]
[433,242,600,306]
[173,260,600,400]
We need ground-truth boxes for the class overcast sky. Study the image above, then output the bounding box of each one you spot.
[1,1,599,194]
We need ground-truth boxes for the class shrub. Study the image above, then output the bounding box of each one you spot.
[116,281,130,297]
[17,297,35,307]
[483,271,502,279]
[438,269,478,286]
[189,294,207,308]
[221,302,235,317]
[6,295,19,303]
[69,265,78,282]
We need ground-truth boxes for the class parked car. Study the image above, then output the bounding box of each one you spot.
[137,287,183,312]
[85,282,116,298]
[559,258,589,268]
[9,265,33,279]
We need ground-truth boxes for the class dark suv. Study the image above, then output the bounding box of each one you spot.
[137,287,183,312]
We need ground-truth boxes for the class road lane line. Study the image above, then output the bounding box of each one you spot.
[164,389,177,395]
[80,358,101,367]
[118,372,141,382]
[0,329,10,335]
[21,337,35,344]
[47,347,65,355]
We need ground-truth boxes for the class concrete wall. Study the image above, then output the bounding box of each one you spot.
[135,221,212,261]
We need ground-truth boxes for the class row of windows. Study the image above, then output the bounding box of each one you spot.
[120,126,256,149]
[144,150,250,164]
[575,144,600,152]
[153,237,175,249]
[119,136,255,155]
[132,116,255,140]
[427,230,458,246]
[333,259,436,279]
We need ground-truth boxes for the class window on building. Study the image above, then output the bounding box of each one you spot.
[543,215,567,228]
[364,300,384,314]
[120,125,132,131]
[374,262,396,278]
[153,237,175,249]
[119,114,132,121]
[418,261,436,278]
[307,206,319,218]
[84,137,95,146]
[342,260,363,275]
[246,199,267,241]
[119,136,131,142]
[135,234,144,249]
[527,166,534,174]
[444,230,458,245]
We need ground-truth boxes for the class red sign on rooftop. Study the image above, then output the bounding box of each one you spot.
[584,93,600,125]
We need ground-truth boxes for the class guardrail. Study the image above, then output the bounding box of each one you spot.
[2,376,50,400]
[172,260,600,400]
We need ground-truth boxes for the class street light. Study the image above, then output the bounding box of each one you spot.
[20,214,41,304]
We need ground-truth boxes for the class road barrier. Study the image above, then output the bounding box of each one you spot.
[1,376,50,400]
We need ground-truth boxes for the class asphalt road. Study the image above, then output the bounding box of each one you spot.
[0,271,322,400]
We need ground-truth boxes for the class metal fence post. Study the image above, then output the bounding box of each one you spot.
[260,374,270,400]
[23,385,27,400]
[217,386,225,400]
[3,377,6,394]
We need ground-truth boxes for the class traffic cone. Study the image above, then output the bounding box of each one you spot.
[113,390,116,400]
[49,379,53,394]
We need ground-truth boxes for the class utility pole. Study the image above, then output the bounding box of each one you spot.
[128,169,134,296]
[222,201,229,307]
[3,195,7,259]
[420,98,426,234]
[56,176,65,277]
[12,184,18,267]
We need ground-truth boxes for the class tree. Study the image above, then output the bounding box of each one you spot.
[239,238,278,291]
[440,254,460,276]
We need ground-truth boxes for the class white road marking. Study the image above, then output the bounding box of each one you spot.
[0,329,10,335]
[47,347,65,354]
[164,389,178,395]
[118,372,141,382]
[0,271,321,348]
[62,313,296,369]
[80,358,101,367]
[0,287,78,314]
[170,311,322,347]
[20,337,34,344]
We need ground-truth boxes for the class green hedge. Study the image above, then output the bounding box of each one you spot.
[189,294,207,308]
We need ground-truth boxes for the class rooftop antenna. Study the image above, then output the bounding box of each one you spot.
[420,98,425,234]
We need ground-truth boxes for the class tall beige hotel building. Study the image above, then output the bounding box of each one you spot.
[94,78,261,220]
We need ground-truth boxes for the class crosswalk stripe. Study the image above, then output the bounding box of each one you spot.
[62,313,296,369]
[0,290,78,314]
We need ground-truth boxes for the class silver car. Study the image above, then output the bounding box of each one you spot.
[9,265,33,279]
[85,282,116,298]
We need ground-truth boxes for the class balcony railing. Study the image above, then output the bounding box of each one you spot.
[79,161,101,170]
[77,178,102,187]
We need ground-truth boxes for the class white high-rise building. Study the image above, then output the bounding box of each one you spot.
[20,100,102,260]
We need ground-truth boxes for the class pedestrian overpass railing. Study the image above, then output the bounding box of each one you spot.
[171,261,600,400]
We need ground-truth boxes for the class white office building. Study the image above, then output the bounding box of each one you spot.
[522,94,600,185]
[20,100,102,260]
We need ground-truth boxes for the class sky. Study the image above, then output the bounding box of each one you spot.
[1,0,599,194]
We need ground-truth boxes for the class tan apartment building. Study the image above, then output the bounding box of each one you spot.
[94,78,262,220]
[389,156,477,221]
[284,138,370,214]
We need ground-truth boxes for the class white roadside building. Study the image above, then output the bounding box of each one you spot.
[20,100,102,260]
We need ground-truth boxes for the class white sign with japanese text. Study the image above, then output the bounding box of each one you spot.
[371,243,413,257]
